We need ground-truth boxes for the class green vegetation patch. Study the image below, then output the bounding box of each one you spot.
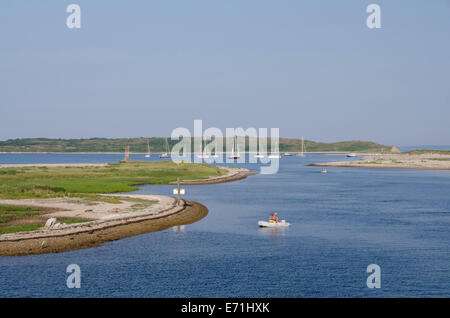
[58,217,93,224]
[0,205,40,216]
[0,217,13,223]
[0,161,227,199]
[0,223,44,235]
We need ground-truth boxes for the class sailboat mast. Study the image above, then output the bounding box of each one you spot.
[301,136,305,157]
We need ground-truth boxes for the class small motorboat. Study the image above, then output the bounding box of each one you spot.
[283,153,293,156]
[346,153,357,157]
[258,220,291,228]
[321,168,327,174]
[268,154,282,159]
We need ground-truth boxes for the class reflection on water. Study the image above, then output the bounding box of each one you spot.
[258,227,289,237]
[172,225,186,232]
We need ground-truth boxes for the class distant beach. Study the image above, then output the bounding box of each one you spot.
[308,153,450,171]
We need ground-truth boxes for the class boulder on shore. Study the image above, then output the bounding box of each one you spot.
[44,218,57,229]
[391,146,401,153]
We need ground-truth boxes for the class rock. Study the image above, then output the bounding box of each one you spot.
[44,218,57,228]
[391,146,401,153]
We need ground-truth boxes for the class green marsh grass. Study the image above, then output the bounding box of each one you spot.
[0,161,227,199]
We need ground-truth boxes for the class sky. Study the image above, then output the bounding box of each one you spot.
[0,0,449,146]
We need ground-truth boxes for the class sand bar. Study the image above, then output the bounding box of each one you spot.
[308,153,450,171]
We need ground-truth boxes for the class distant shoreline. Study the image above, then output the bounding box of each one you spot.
[0,151,354,155]
[308,153,450,171]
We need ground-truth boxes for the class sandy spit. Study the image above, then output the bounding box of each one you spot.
[169,167,257,185]
[307,153,450,171]
[0,199,207,257]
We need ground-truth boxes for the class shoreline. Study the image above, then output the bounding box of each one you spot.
[0,163,108,168]
[0,151,354,155]
[0,196,207,257]
[307,163,450,171]
[0,163,256,184]
[169,167,257,185]
[0,165,255,257]
[308,153,450,171]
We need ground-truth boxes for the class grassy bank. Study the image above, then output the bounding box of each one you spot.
[0,204,94,235]
[0,161,227,199]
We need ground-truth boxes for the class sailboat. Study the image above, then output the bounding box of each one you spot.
[268,138,282,158]
[145,139,151,158]
[297,136,305,157]
[228,136,240,159]
[254,140,265,158]
[197,140,210,159]
[159,138,170,159]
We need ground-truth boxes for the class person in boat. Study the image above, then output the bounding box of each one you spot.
[273,212,280,223]
[269,213,275,223]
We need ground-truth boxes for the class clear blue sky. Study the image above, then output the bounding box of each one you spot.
[0,0,449,146]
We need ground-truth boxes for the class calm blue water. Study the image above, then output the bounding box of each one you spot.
[0,154,449,297]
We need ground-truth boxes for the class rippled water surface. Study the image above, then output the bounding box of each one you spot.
[0,154,449,297]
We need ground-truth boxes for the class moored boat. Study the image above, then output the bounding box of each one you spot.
[258,220,291,228]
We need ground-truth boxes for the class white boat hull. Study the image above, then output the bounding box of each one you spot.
[258,220,291,228]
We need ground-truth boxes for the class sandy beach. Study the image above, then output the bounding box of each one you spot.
[308,153,450,170]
